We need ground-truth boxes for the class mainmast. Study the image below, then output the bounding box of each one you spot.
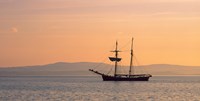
[129,38,134,77]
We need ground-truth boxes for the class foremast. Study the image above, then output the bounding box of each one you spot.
[114,41,119,77]
[109,41,121,77]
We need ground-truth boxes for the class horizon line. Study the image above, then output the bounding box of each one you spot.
[0,61,199,68]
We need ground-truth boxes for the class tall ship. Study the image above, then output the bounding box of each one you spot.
[89,38,152,81]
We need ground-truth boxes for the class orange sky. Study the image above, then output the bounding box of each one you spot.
[0,0,200,67]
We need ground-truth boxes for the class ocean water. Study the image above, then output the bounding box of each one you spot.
[0,76,200,101]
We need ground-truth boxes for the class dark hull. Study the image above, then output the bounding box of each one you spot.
[102,75,150,81]
[89,69,152,81]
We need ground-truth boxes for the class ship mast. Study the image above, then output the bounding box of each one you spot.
[114,41,119,77]
[108,41,121,77]
[129,38,134,77]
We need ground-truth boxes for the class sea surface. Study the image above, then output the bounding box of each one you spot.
[0,76,200,101]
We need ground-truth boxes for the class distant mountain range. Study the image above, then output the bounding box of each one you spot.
[0,62,200,76]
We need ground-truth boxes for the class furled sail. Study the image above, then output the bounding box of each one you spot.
[109,57,122,62]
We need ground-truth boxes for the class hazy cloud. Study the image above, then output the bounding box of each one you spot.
[0,27,18,33]
[10,27,18,33]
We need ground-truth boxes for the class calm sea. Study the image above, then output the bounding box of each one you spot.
[0,76,200,101]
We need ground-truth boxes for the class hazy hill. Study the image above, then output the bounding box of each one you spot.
[0,62,200,76]
[0,62,110,76]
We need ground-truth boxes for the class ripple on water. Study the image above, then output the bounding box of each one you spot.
[0,76,200,101]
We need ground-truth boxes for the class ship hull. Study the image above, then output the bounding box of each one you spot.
[102,75,150,81]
